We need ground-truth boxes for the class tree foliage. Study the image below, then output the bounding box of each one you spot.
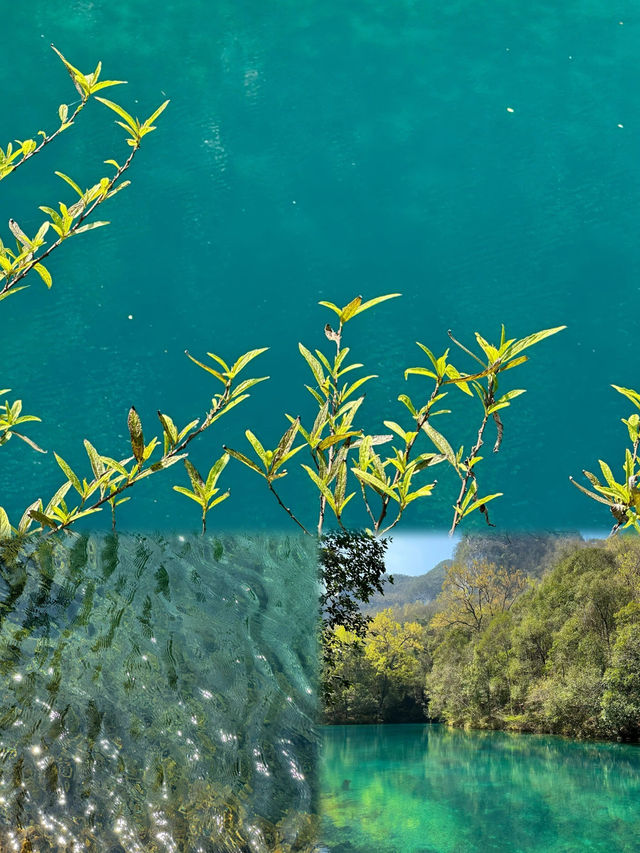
[323,609,430,724]
[323,537,640,742]
[427,539,640,740]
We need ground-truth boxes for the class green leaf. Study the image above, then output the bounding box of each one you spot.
[8,219,30,247]
[444,364,473,396]
[143,99,170,127]
[273,418,300,466]
[29,509,58,530]
[422,422,456,466]
[598,460,618,490]
[461,493,503,518]
[73,221,110,235]
[474,333,499,362]
[223,445,265,476]
[94,97,139,133]
[177,419,199,441]
[157,411,178,445]
[0,507,11,539]
[398,394,417,416]
[301,465,337,513]
[231,376,269,398]
[172,486,203,506]
[185,351,225,382]
[148,454,187,473]
[127,407,144,464]
[318,300,342,318]
[55,171,83,197]
[34,263,52,288]
[207,491,230,510]
[100,456,130,477]
[54,452,82,495]
[245,430,269,468]
[184,460,205,495]
[506,326,566,358]
[205,453,230,492]
[569,477,613,505]
[383,421,407,441]
[12,432,47,453]
[352,468,400,502]
[84,440,105,478]
[405,482,437,503]
[45,481,72,516]
[612,385,640,411]
[352,293,401,317]
[340,296,362,322]
[404,366,438,381]
[341,375,376,402]
[229,347,269,377]
[299,343,325,387]
[51,45,90,97]
[18,499,42,533]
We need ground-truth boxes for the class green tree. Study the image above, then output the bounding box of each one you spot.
[601,623,640,739]
[323,610,430,723]
[430,559,527,633]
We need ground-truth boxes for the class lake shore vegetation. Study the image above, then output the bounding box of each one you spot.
[323,535,640,742]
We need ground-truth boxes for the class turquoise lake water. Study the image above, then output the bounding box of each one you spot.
[320,723,640,853]
[2,1,640,533]
[0,533,319,851]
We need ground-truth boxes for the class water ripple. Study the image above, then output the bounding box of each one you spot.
[0,533,320,851]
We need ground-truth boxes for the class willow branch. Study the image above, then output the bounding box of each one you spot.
[1,101,86,184]
[268,483,312,536]
[1,145,138,297]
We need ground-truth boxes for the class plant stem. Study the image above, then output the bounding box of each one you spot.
[1,101,86,184]
[1,145,138,297]
[268,483,311,536]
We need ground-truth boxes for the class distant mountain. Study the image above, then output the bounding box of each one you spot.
[452,531,585,579]
[362,532,588,616]
[362,559,452,615]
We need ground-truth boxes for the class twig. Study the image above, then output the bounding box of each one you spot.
[268,483,311,536]
[2,146,138,297]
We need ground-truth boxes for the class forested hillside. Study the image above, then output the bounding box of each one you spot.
[362,559,451,615]
[324,534,640,741]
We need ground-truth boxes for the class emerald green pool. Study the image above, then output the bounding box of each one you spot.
[320,724,640,853]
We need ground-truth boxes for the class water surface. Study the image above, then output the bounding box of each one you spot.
[0,533,319,851]
[2,1,639,530]
[321,723,640,852]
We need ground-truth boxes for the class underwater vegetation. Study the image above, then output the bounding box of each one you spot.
[0,533,320,852]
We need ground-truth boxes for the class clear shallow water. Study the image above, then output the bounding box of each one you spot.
[320,723,640,853]
[1,1,639,531]
[0,533,319,852]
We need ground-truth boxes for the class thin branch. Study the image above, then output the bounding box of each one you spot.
[450,408,490,535]
[375,377,444,533]
[1,145,138,297]
[268,483,312,536]
[1,101,85,184]
[447,329,485,367]
[39,384,235,536]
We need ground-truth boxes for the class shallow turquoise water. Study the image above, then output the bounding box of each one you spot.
[2,1,640,531]
[0,533,319,851]
[321,723,640,853]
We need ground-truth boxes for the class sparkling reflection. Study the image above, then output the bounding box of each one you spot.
[0,533,319,851]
